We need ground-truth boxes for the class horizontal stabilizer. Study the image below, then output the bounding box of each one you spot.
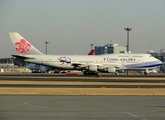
[12,54,35,59]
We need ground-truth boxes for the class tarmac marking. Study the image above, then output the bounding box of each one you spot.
[126,112,146,120]
[24,100,84,112]
[24,101,54,109]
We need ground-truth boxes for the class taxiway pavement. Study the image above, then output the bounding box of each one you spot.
[0,95,165,120]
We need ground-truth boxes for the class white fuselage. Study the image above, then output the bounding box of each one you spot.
[21,53,162,70]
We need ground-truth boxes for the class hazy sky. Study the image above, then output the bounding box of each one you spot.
[0,0,165,57]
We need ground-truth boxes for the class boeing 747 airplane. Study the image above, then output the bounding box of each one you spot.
[9,32,162,75]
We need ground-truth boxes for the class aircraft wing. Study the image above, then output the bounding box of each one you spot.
[71,62,121,68]
[71,62,86,66]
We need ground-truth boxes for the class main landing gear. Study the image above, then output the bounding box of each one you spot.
[83,71,97,75]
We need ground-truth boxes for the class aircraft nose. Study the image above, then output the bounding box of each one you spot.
[158,59,163,65]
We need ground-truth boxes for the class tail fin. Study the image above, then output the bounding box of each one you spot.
[9,32,43,55]
[88,49,95,55]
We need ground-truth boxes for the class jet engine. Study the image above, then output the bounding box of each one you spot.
[86,65,98,72]
[106,66,116,73]
[100,66,116,73]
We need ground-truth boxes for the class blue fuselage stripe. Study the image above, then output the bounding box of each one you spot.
[132,63,162,68]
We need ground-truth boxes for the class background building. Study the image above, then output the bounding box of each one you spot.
[0,58,27,68]
[95,44,127,55]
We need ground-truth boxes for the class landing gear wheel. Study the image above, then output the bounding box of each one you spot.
[144,72,147,76]
[114,71,119,75]
[83,71,87,75]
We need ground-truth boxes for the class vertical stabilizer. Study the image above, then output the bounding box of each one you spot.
[9,32,43,54]
[88,49,95,55]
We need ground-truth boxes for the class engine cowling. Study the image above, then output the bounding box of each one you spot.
[106,67,116,73]
[101,66,116,73]
[86,65,98,72]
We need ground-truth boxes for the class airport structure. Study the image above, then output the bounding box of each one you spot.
[95,43,127,55]
[0,58,26,67]
[0,58,30,72]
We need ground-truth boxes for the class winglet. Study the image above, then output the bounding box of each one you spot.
[9,32,43,55]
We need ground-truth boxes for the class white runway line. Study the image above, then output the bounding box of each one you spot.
[127,112,146,120]
[24,101,54,109]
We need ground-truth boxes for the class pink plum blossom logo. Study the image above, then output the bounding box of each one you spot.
[15,39,31,53]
